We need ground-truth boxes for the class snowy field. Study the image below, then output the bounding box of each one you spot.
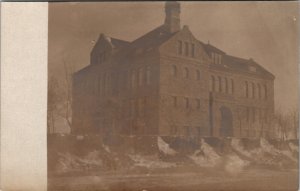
[48,136,298,191]
[49,169,298,191]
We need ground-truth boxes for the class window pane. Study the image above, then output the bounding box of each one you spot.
[196,70,200,80]
[191,43,195,57]
[172,65,177,77]
[196,99,200,109]
[178,41,182,55]
[185,98,189,108]
[185,42,189,56]
[146,66,151,85]
[184,67,189,78]
[173,96,177,107]
[139,68,143,86]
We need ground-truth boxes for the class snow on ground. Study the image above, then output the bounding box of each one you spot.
[260,138,298,164]
[52,137,298,175]
[102,144,111,153]
[189,139,221,167]
[56,151,103,173]
[78,151,103,167]
[260,138,279,155]
[128,154,176,169]
[224,154,249,175]
[231,138,298,166]
[157,137,178,156]
[56,153,81,173]
[231,138,252,158]
[289,142,298,152]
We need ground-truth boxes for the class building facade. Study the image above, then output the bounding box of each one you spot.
[72,2,275,139]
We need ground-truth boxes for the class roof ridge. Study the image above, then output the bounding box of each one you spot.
[110,37,130,43]
[131,25,165,45]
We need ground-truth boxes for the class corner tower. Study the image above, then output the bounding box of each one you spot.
[164,1,181,33]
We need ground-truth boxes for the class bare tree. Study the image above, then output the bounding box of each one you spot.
[60,58,75,129]
[274,109,298,141]
[48,76,61,134]
[291,109,299,139]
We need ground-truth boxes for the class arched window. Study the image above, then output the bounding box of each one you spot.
[264,85,267,99]
[146,66,151,85]
[196,70,200,80]
[231,79,234,94]
[172,65,177,77]
[252,82,255,98]
[184,67,189,78]
[210,75,215,92]
[245,81,249,98]
[218,76,222,92]
[225,78,228,93]
[257,84,261,99]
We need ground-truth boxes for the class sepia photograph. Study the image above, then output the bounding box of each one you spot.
[47,1,299,190]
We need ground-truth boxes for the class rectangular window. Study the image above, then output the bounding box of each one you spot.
[231,79,234,94]
[185,97,189,108]
[252,108,256,122]
[196,126,201,136]
[138,68,144,86]
[98,75,101,95]
[139,98,144,117]
[130,100,135,118]
[178,41,183,55]
[172,96,177,107]
[185,126,190,137]
[196,99,200,109]
[135,99,139,117]
[191,43,195,57]
[103,74,106,96]
[146,66,151,85]
[131,70,136,89]
[185,42,189,56]
[171,125,178,135]
[212,53,216,64]
[246,107,250,122]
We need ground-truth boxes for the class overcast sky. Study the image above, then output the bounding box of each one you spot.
[49,1,299,113]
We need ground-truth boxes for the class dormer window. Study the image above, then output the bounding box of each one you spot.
[249,66,256,72]
[178,41,182,55]
[184,42,189,56]
[135,48,143,55]
[191,43,195,57]
[211,52,222,64]
[177,41,196,58]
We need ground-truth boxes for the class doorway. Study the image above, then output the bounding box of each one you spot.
[219,106,233,137]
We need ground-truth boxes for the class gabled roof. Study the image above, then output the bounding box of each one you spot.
[215,54,275,79]
[198,41,226,55]
[110,37,130,48]
[197,40,274,79]
[126,25,178,55]
[88,23,274,80]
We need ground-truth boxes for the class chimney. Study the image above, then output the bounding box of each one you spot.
[164,1,181,33]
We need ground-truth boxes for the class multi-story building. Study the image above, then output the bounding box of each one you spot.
[72,1,275,139]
